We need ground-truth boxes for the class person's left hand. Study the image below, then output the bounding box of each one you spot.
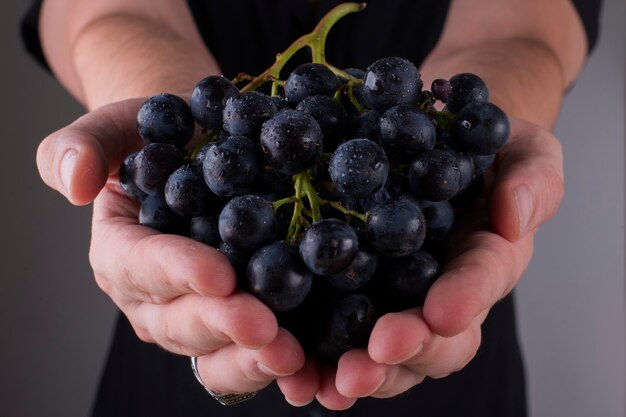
[276,117,564,409]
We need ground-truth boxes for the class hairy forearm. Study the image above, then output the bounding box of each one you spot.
[421,38,567,130]
[60,14,219,110]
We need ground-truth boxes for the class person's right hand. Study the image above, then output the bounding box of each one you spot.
[36,98,306,394]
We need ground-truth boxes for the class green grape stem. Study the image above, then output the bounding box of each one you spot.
[240,2,369,243]
[240,3,366,92]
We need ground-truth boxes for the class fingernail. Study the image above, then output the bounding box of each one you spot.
[257,362,294,377]
[61,150,78,194]
[514,184,533,234]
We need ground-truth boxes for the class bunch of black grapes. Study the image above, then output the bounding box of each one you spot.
[119,56,510,363]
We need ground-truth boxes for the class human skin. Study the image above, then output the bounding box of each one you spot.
[37,0,585,409]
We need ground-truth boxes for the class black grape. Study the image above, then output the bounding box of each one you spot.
[202,135,262,197]
[445,73,489,114]
[164,164,215,217]
[421,200,455,242]
[223,91,275,138]
[329,138,389,199]
[409,148,462,201]
[259,109,323,175]
[349,110,382,144]
[379,104,436,153]
[218,194,276,252]
[133,143,185,196]
[139,195,186,234]
[284,63,341,104]
[452,102,510,155]
[299,219,359,275]
[314,293,376,363]
[190,75,239,131]
[119,152,147,203]
[246,241,313,312]
[363,57,422,112]
[295,95,348,151]
[366,199,426,257]
[381,250,440,310]
[190,214,221,247]
[137,93,195,148]
[325,247,378,291]
[431,78,452,102]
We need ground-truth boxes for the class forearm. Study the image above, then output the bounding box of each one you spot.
[72,15,219,109]
[40,1,219,110]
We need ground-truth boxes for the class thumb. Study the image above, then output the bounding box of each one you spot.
[488,118,564,241]
[36,99,145,205]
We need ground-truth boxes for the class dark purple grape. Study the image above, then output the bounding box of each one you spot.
[295,95,348,150]
[418,90,436,111]
[246,241,313,312]
[190,214,220,247]
[133,143,185,196]
[409,149,462,201]
[218,194,276,252]
[270,96,291,113]
[366,199,426,257]
[384,174,420,207]
[329,138,389,198]
[190,76,239,130]
[357,186,390,212]
[325,247,378,291]
[452,102,510,155]
[202,135,262,197]
[379,105,436,153]
[139,195,186,234]
[445,73,489,114]
[314,293,376,363]
[164,164,215,217]
[119,152,147,202]
[381,250,440,310]
[363,57,422,112]
[450,174,485,208]
[473,153,496,174]
[137,93,195,148]
[259,109,323,175]
[299,219,359,275]
[420,200,455,242]
[218,241,250,281]
[223,91,275,138]
[349,110,382,144]
[284,63,341,104]
[431,78,452,102]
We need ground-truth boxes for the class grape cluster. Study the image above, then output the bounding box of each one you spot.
[119,58,509,363]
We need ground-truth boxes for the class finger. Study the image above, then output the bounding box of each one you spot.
[335,351,425,400]
[335,350,387,398]
[423,231,533,336]
[125,292,278,356]
[368,308,430,365]
[196,328,305,393]
[36,99,145,205]
[90,192,236,301]
[277,357,321,407]
[315,366,357,410]
[402,317,484,379]
[489,118,564,240]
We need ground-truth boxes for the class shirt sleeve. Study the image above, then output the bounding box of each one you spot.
[571,0,603,52]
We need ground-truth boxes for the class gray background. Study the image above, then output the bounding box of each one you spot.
[1,1,624,416]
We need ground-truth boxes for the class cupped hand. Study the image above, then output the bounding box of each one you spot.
[36,98,305,394]
[278,117,564,408]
